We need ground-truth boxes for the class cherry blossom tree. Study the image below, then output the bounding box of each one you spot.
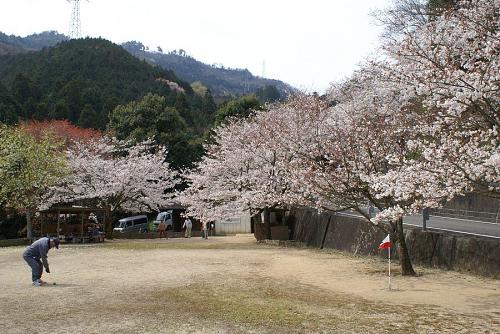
[179,96,320,229]
[179,118,283,224]
[342,0,499,229]
[300,0,499,275]
[284,70,424,275]
[297,0,498,274]
[342,0,499,225]
[180,0,498,276]
[44,137,180,236]
[378,0,499,199]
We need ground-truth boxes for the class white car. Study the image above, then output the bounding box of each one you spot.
[152,211,173,231]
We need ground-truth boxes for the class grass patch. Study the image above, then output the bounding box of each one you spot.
[144,276,491,333]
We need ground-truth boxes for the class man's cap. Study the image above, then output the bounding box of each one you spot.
[51,238,60,249]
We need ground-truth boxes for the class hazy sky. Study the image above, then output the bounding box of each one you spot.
[0,0,391,92]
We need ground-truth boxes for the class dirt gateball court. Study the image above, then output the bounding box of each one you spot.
[1,235,499,333]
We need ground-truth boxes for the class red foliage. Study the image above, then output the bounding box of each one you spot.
[19,120,102,149]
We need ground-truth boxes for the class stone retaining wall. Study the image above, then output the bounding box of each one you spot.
[288,209,500,278]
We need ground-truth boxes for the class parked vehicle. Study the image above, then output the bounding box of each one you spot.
[113,215,148,234]
[152,211,173,231]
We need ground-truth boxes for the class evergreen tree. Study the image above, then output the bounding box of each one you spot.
[0,82,18,124]
[213,95,263,126]
[255,85,282,103]
[108,93,203,168]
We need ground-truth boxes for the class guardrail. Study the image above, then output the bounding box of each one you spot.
[429,207,499,224]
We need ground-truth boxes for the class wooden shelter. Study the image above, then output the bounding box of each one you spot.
[38,206,110,243]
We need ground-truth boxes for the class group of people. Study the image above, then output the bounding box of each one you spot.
[87,223,104,241]
[158,216,213,239]
[201,221,215,239]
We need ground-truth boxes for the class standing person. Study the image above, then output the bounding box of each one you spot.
[157,219,167,239]
[209,222,215,236]
[22,237,59,286]
[182,217,193,238]
[202,221,208,240]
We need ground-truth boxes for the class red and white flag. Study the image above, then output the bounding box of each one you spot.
[379,234,391,249]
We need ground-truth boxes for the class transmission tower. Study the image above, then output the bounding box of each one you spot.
[67,0,87,39]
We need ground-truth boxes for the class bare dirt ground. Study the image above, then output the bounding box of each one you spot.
[0,235,499,334]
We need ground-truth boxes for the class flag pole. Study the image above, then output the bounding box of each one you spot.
[379,234,392,291]
[388,245,391,290]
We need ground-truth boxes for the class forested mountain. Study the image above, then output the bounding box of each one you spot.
[0,31,67,55]
[0,42,25,56]
[122,41,294,99]
[0,37,219,168]
[0,32,286,167]
[0,38,211,128]
[0,31,294,100]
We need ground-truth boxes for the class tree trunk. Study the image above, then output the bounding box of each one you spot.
[395,217,416,276]
[105,209,114,239]
[263,207,272,240]
[26,209,32,240]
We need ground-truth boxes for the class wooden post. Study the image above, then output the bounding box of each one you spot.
[57,210,60,238]
[263,207,271,240]
[81,213,84,239]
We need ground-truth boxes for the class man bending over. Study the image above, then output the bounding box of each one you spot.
[23,237,59,286]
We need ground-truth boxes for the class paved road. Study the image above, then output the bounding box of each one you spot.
[404,214,500,239]
[338,212,500,239]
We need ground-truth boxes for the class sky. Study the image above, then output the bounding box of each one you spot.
[0,0,392,93]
